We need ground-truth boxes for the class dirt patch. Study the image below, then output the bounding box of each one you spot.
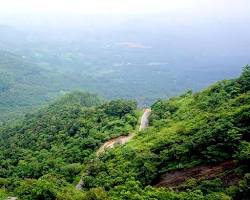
[154,160,238,187]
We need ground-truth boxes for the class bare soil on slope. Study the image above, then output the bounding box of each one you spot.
[154,160,239,188]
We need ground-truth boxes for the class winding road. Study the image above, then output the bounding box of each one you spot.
[96,108,151,155]
[96,134,133,155]
[139,108,151,131]
[76,108,151,189]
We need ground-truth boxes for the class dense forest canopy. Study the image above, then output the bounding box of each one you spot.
[0,66,249,199]
[0,92,139,199]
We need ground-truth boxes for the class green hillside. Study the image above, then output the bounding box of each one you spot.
[79,66,250,199]
[0,66,249,199]
[0,92,138,199]
[0,51,82,122]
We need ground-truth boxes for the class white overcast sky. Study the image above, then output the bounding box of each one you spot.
[0,0,249,15]
[1,0,200,15]
[0,0,249,26]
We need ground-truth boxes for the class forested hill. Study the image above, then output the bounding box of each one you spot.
[79,66,250,199]
[0,66,249,199]
[0,92,139,199]
[0,51,70,122]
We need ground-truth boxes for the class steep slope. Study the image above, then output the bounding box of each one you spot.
[79,66,250,199]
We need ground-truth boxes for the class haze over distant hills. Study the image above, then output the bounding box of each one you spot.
[0,1,250,121]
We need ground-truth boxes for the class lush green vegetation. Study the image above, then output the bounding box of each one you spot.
[0,66,249,199]
[78,66,250,199]
[0,189,8,200]
[0,92,138,199]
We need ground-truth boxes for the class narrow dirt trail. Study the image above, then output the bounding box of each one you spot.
[76,108,151,189]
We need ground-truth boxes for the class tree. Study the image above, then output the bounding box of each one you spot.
[238,65,250,93]
[104,100,137,118]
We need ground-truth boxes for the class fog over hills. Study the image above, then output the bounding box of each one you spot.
[0,0,250,118]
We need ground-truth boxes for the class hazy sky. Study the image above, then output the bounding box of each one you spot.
[0,0,249,29]
[2,0,202,15]
[0,0,249,16]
